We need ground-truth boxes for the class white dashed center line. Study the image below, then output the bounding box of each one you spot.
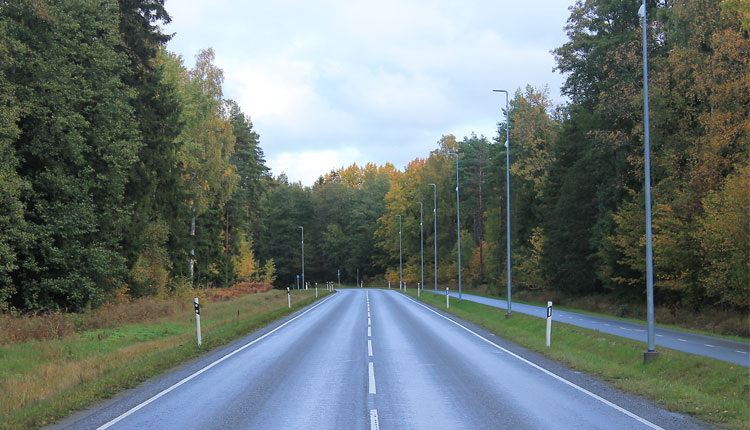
[370,409,379,430]
[368,339,373,357]
[368,362,376,394]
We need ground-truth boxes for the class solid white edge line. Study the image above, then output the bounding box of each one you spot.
[399,293,666,430]
[368,362,376,394]
[96,294,338,430]
[370,409,379,430]
[368,339,373,357]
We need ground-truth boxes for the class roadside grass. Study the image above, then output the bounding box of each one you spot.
[0,289,330,430]
[407,290,750,430]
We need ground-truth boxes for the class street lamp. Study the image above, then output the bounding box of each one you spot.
[396,214,403,290]
[298,226,305,291]
[429,184,438,296]
[639,0,658,363]
[447,152,462,301]
[493,88,512,318]
[417,201,424,295]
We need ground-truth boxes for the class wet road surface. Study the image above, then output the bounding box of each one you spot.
[52,289,708,430]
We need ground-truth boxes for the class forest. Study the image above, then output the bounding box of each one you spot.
[0,0,747,318]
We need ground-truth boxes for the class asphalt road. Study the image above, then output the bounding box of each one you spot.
[52,289,708,429]
[434,289,750,367]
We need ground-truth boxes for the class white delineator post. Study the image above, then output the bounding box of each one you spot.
[194,298,201,347]
[546,301,553,347]
[315,284,318,298]
[418,282,420,297]
[446,288,450,309]
[287,287,291,308]
[388,280,391,289]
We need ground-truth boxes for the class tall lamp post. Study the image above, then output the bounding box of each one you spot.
[396,214,403,290]
[639,0,658,363]
[417,201,424,295]
[447,152,462,301]
[493,89,512,318]
[298,226,305,290]
[429,183,437,296]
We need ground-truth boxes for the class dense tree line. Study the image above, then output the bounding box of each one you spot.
[1,0,746,314]
[0,0,271,312]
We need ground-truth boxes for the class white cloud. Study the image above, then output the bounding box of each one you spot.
[164,0,574,185]
[267,148,363,185]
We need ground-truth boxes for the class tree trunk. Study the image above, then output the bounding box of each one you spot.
[189,201,195,283]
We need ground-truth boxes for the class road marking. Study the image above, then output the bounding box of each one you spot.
[368,339,373,357]
[368,362,377,394]
[704,344,715,348]
[368,327,371,337]
[678,338,687,342]
[95,294,337,430]
[368,317,371,325]
[736,351,748,354]
[401,294,666,430]
[656,334,663,337]
[370,409,379,430]
[368,311,371,317]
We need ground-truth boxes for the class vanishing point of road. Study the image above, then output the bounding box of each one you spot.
[52,289,708,429]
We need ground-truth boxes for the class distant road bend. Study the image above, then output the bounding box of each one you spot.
[53,289,708,430]
[437,290,750,367]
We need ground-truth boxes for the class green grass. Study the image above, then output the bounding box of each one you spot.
[0,290,332,430]
[406,290,750,430]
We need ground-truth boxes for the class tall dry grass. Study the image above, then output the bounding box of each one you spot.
[0,283,275,345]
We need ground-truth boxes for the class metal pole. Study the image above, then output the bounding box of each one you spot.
[396,215,402,290]
[298,226,305,295]
[493,89,512,318]
[429,184,437,296]
[417,202,424,301]
[640,1,657,362]
[448,153,462,301]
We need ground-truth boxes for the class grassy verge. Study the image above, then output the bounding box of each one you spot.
[407,290,749,430]
[0,289,331,430]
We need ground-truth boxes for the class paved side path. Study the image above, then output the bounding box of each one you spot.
[434,290,750,367]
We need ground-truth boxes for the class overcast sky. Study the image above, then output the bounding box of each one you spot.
[163,0,575,185]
